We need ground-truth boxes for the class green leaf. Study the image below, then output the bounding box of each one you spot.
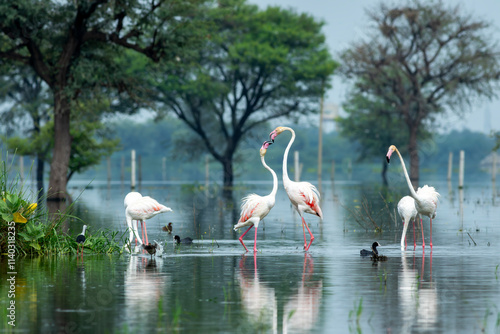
[2,213,13,222]
[29,242,41,251]
[17,232,32,242]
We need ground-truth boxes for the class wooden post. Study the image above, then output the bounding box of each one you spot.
[294,151,300,182]
[107,157,111,184]
[162,157,167,182]
[447,152,453,181]
[492,152,497,183]
[318,87,325,194]
[458,150,464,189]
[19,156,24,183]
[131,150,136,190]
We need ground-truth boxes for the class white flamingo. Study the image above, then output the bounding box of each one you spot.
[124,192,173,248]
[397,196,420,249]
[386,145,439,248]
[234,141,278,253]
[270,126,323,251]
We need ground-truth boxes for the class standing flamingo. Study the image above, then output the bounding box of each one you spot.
[124,192,173,248]
[270,126,323,251]
[234,141,278,253]
[398,196,420,250]
[386,145,439,248]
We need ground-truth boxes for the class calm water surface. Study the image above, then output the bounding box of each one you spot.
[1,178,500,333]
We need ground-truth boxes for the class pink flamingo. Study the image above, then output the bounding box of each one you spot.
[234,141,278,253]
[270,126,323,251]
[124,192,173,248]
[387,145,439,248]
[398,195,420,250]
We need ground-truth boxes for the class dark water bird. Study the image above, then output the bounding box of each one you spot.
[360,242,380,257]
[174,235,193,245]
[162,222,173,233]
[141,242,158,258]
[76,225,87,256]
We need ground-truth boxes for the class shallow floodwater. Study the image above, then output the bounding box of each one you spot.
[1,177,500,333]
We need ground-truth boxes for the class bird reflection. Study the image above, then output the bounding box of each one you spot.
[283,253,322,333]
[238,253,278,333]
[398,250,437,332]
[237,253,323,333]
[124,255,169,325]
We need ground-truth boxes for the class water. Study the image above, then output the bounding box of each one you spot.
[1,179,500,333]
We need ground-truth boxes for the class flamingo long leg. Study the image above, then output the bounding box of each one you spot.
[141,221,145,245]
[238,225,254,252]
[253,226,258,253]
[420,218,425,248]
[429,218,433,248]
[302,217,315,251]
[301,219,307,249]
[413,219,416,249]
[143,222,149,245]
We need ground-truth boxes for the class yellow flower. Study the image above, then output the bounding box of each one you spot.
[24,203,37,216]
[13,212,27,223]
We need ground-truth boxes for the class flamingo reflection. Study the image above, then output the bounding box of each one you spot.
[237,254,323,333]
[124,255,170,325]
[283,254,322,333]
[238,253,278,333]
[398,250,437,332]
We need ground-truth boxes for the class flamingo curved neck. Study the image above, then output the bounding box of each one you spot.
[281,127,295,183]
[261,155,278,197]
[395,148,419,200]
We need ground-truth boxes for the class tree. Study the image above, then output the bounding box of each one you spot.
[0,0,207,200]
[153,0,337,190]
[340,0,500,186]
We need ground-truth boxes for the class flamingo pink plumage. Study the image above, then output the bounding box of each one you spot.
[124,192,173,248]
[387,145,439,248]
[270,126,323,251]
[234,141,278,253]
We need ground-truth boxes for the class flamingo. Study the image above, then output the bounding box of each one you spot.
[397,196,420,250]
[124,192,173,248]
[270,126,323,251]
[386,145,440,248]
[76,225,87,257]
[234,140,278,253]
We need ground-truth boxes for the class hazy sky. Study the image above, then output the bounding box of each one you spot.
[250,0,500,134]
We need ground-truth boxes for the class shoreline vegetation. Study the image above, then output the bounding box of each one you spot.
[1,157,125,257]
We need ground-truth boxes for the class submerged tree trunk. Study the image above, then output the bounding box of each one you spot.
[381,157,388,186]
[222,158,234,197]
[36,154,44,202]
[47,90,72,201]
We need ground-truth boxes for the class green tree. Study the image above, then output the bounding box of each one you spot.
[340,0,500,186]
[0,0,207,200]
[153,0,337,190]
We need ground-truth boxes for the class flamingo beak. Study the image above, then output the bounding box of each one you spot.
[386,148,393,163]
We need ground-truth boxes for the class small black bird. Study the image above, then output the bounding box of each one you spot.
[76,225,87,257]
[174,235,193,245]
[141,242,158,258]
[360,242,380,257]
[162,222,173,234]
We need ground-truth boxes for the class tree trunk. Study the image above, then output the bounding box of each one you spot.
[36,154,44,202]
[221,157,234,199]
[47,90,72,201]
[408,124,419,189]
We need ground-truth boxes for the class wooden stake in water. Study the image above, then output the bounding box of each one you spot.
[294,151,300,182]
[131,149,136,190]
[492,151,497,183]
[458,150,465,189]
[19,156,24,183]
[447,152,453,181]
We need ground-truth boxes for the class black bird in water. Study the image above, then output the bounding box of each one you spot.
[162,222,173,234]
[174,235,193,245]
[360,242,380,257]
[141,242,159,258]
[76,225,87,257]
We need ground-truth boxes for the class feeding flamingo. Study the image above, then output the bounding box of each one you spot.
[398,196,420,250]
[124,192,173,248]
[234,140,278,253]
[270,126,323,251]
[386,145,440,248]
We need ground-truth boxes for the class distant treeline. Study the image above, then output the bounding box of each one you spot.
[71,118,496,184]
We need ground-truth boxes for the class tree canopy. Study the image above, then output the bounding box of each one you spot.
[152,0,338,190]
[340,0,500,186]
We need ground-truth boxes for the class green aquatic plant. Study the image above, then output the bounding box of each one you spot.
[348,297,364,334]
